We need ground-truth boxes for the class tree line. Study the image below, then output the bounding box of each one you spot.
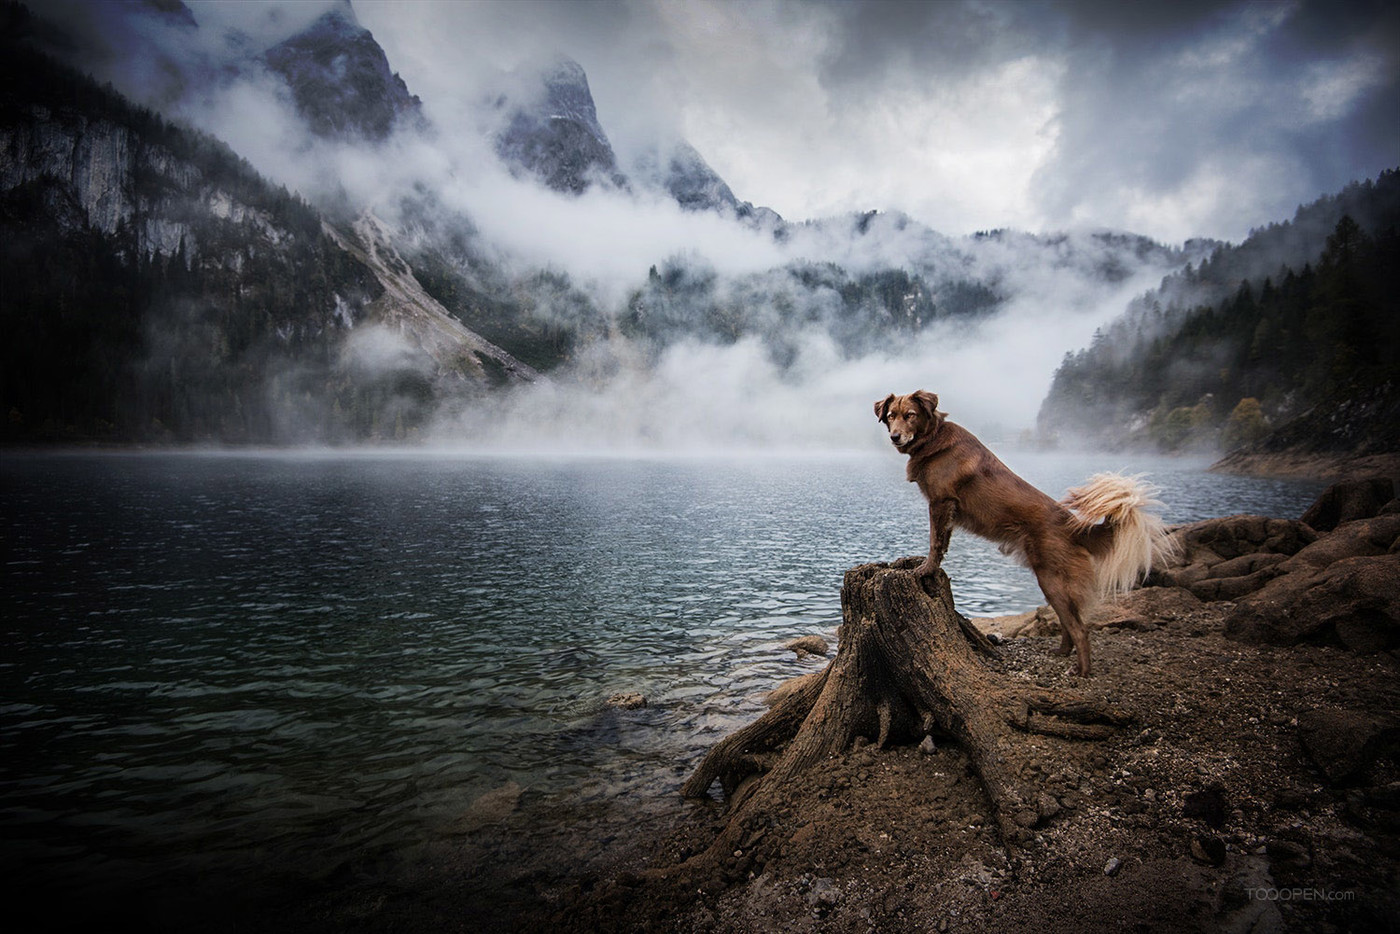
[0,24,454,444]
[1040,184,1400,454]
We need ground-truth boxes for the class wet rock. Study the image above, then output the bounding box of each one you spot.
[607,692,647,709]
[1187,567,1286,601]
[1265,838,1311,866]
[1169,515,1316,564]
[784,635,823,658]
[1301,477,1396,531]
[456,780,523,831]
[1208,552,1291,579]
[1296,706,1400,784]
[1225,554,1400,650]
[785,635,830,659]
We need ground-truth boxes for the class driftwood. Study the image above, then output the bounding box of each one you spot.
[681,558,1131,857]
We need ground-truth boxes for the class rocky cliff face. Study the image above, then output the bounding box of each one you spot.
[0,34,527,443]
[263,1,425,142]
[489,55,778,221]
[629,138,780,225]
[493,58,627,195]
[324,211,540,388]
[2,109,285,260]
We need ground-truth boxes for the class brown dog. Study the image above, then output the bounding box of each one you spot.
[875,390,1176,676]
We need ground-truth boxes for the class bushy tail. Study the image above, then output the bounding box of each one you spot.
[1062,472,1179,600]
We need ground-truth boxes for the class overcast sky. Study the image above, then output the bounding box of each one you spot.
[338,0,1398,244]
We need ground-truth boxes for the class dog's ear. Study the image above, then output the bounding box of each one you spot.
[912,390,941,422]
[874,394,895,423]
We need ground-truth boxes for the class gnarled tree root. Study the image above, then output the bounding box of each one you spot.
[682,558,1131,863]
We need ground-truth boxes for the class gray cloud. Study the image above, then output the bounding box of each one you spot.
[355,0,1396,243]
[35,0,1398,242]
[1033,0,1400,239]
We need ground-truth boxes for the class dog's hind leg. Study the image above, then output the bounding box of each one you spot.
[1044,593,1092,677]
[1034,548,1096,677]
[915,498,958,577]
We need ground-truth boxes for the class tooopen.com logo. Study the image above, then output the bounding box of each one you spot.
[1245,888,1356,902]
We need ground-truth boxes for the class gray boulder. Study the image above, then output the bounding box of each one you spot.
[1224,553,1400,650]
[1147,515,1317,600]
[1296,706,1400,785]
[1274,514,1400,573]
[1300,477,1396,531]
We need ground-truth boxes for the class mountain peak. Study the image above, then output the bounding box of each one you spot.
[262,1,424,142]
[140,0,198,29]
[493,55,626,195]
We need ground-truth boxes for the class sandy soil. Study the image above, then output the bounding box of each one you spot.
[246,591,1400,934]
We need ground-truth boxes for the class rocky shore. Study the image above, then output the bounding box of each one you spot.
[248,478,1400,934]
[1210,450,1400,485]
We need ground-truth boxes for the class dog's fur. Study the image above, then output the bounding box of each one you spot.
[876,390,1177,676]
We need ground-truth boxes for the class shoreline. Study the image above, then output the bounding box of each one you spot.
[240,592,1400,934]
[1209,450,1400,484]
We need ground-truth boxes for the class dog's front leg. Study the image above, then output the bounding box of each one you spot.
[915,498,957,577]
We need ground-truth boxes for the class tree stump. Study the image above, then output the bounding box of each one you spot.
[682,558,1132,857]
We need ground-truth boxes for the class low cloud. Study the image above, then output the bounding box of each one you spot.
[430,243,1173,452]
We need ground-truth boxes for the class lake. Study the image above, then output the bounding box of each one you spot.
[0,449,1324,904]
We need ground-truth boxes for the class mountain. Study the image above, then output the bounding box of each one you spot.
[628,138,783,225]
[324,211,539,387]
[262,0,425,142]
[609,211,1205,369]
[489,55,780,225]
[1037,170,1400,456]
[492,57,628,195]
[0,19,529,443]
[2,0,1232,448]
[143,0,198,30]
[26,0,771,219]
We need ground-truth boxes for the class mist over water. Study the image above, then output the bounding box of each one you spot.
[1,450,1324,905]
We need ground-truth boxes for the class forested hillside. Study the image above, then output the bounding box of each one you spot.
[0,17,524,444]
[1038,170,1400,455]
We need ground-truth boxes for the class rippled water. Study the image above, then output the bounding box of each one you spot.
[0,449,1323,901]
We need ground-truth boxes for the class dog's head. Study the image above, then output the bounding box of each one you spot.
[875,390,943,452]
